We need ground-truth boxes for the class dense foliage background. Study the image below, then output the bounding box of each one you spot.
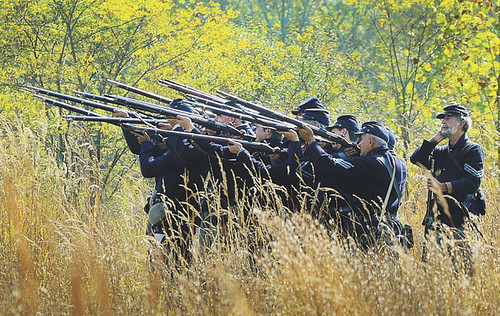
[1,0,499,314]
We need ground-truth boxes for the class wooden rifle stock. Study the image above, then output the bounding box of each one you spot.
[121,124,275,153]
[106,95,252,140]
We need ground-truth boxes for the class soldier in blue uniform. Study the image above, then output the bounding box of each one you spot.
[133,100,208,269]
[410,103,485,270]
[295,121,407,249]
[251,125,284,166]
[326,115,361,158]
[176,114,262,249]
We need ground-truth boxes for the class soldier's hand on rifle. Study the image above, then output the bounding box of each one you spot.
[279,129,299,142]
[427,177,447,193]
[344,146,359,157]
[157,122,173,130]
[131,131,150,144]
[269,148,283,161]
[228,140,244,154]
[177,116,195,132]
[112,109,129,118]
[298,124,315,144]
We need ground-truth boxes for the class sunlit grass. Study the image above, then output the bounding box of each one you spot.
[1,118,499,315]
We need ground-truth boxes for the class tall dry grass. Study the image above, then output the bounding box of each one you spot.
[1,118,499,315]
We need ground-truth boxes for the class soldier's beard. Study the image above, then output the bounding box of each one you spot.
[441,121,460,138]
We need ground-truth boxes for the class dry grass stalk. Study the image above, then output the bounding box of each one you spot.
[0,117,499,315]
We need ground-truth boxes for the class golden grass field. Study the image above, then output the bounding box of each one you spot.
[1,120,499,315]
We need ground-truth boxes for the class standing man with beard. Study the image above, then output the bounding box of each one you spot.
[410,103,485,273]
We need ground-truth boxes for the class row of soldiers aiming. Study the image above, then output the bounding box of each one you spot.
[27,79,486,273]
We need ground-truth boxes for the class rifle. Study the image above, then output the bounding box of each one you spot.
[422,156,436,229]
[158,78,227,104]
[27,85,248,140]
[35,95,272,153]
[216,90,360,150]
[107,79,292,131]
[33,95,165,144]
[157,79,279,122]
[63,115,173,127]
[61,115,274,153]
[158,79,342,137]
[106,79,173,104]
[105,94,253,140]
[34,94,106,117]
[73,90,127,105]
[186,100,295,131]
[27,86,153,119]
[119,124,275,153]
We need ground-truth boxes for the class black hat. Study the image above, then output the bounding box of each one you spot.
[301,108,330,126]
[169,98,196,114]
[291,97,325,115]
[236,124,256,137]
[327,115,361,133]
[436,103,469,119]
[355,121,389,143]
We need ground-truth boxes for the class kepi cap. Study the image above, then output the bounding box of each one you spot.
[301,108,330,126]
[436,103,469,119]
[355,121,389,143]
[169,98,196,114]
[236,124,256,137]
[292,97,325,115]
[327,115,361,133]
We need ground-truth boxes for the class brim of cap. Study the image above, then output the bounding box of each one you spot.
[437,111,464,119]
[291,110,299,115]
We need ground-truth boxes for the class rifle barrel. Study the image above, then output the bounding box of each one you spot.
[34,95,104,117]
[27,86,152,119]
[107,95,249,139]
[158,79,227,104]
[73,90,121,105]
[216,90,358,149]
[63,115,168,127]
[107,79,172,104]
[424,157,436,223]
[121,123,274,153]
[185,99,295,131]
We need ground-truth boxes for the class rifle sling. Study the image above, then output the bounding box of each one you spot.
[376,155,401,211]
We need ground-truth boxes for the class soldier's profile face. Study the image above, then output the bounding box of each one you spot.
[330,127,342,136]
[441,115,461,137]
[255,126,270,142]
[328,127,343,150]
[359,134,371,156]
[216,114,232,125]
